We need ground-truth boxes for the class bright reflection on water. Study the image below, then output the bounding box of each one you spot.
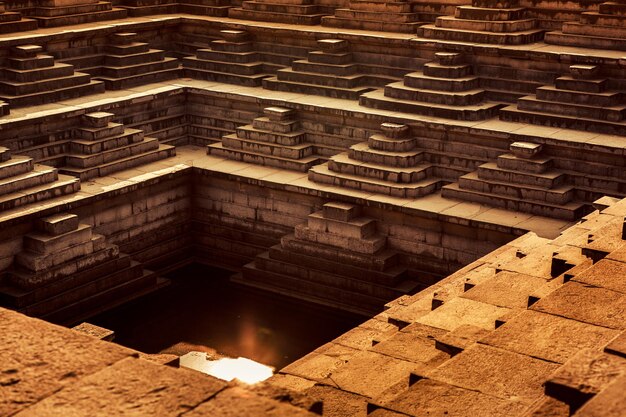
[180,352,274,384]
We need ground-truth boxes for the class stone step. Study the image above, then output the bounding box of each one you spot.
[33,1,112,17]
[294,222,386,254]
[321,15,424,33]
[0,147,10,162]
[496,153,553,173]
[472,0,521,8]
[280,232,398,271]
[307,50,354,65]
[455,5,527,20]
[208,40,254,54]
[195,49,257,63]
[0,19,37,34]
[360,89,503,121]
[517,96,626,122]
[95,67,180,90]
[222,133,315,159]
[235,124,306,145]
[403,71,480,92]
[7,54,55,71]
[254,252,413,300]
[23,223,92,256]
[334,8,421,22]
[419,24,545,45]
[368,133,417,153]
[435,15,537,33]
[183,67,270,87]
[234,266,382,317]
[105,42,150,56]
[0,156,34,180]
[385,82,486,106]
[37,213,79,236]
[0,174,80,212]
[423,62,473,78]
[598,1,626,15]
[99,57,179,78]
[562,21,626,39]
[1,249,128,305]
[241,1,320,14]
[207,142,322,172]
[292,60,358,76]
[499,104,626,136]
[75,123,125,141]
[441,182,587,220]
[535,85,622,107]
[544,31,626,52]
[31,8,127,28]
[0,164,56,196]
[83,111,114,128]
[228,7,326,25]
[307,211,377,239]
[263,76,375,100]
[178,3,231,16]
[0,79,104,108]
[0,72,91,96]
[329,152,433,183]
[61,144,175,180]
[1,62,75,83]
[66,137,160,169]
[350,1,412,13]
[554,76,608,93]
[70,128,142,154]
[580,11,626,26]
[322,202,360,222]
[251,117,300,133]
[104,49,165,67]
[276,67,365,88]
[0,11,23,23]
[477,162,565,188]
[458,170,574,204]
[350,142,423,167]
[309,162,443,199]
[182,56,263,76]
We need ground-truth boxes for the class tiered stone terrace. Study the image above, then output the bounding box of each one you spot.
[0,5,625,416]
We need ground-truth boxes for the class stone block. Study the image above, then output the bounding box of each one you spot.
[83,112,115,128]
[510,141,543,158]
[380,122,410,139]
[72,322,115,341]
[220,29,250,42]
[322,202,360,222]
[263,106,295,122]
[570,64,598,80]
[36,213,79,236]
[11,45,43,58]
[317,38,348,52]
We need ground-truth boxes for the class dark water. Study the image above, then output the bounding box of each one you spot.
[91,263,363,369]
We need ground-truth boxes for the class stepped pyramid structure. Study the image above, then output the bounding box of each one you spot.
[183,30,274,87]
[309,123,445,198]
[546,0,626,50]
[228,0,326,25]
[0,45,104,108]
[0,2,37,34]
[442,141,587,220]
[501,64,626,135]
[207,106,323,172]
[361,52,503,120]
[60,112,175,180]
[95,32,179,90]
[418,0,544,44]
[0,213,164,324]
[27,0,126,27]
[320,0,424,33]
[263,39,380,100]
[0,147,80,212]
[235,202,426,316]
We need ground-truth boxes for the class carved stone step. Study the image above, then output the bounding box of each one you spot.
[0,174,79,212]
[222,134,315,159]
[384,82,486,106]
[419,24,544,45]
[477,162,565,188]
[436,15,537,33]
[292,60,358,76]
[0,156,34,180]
[263,76,375,100]
[517,96,626,122]
[2,63,75,83]
[0,72,91,96]
[321,15,424,33]
[228,8,326,25]
[75,123,125,141]
[23,223,93,256]
[182,57,263,76]
[349,142,423,167]
[535,86,622,107]
[423,62,473,78]
[65,137,160,169]
[183,67,270,87]
[0,165,57,196]
[207,142,322,172]
[329,152,433,183]
[455,5,527,20]
[403,72,480,92]
[295,222,386,254]
[496,153,553,173]
[555,76,607,93]
[0,79,104,108]
[251,117,300,134]
[307,211,378,239]
[235,125,305,145]
[368,133,417,153]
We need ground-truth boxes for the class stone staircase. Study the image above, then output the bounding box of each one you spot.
[0,2,37,34]
[418,0,544,44]
[442,141,588,220]
[228,0,327,25]
[60,111,176,180]
[183,30,275,87]
[412,0,471,23]
[0,146,80,212]
[545,0,626,50]
[500,64,626,135]
[94,32,179,90]
[27,0,126,27]
[309,123,445,199]
[360,52,504,121]
[321,0,425,33]
[263,39,380,100]
[207,106,323,172]
[178,0,231,16]
[0,45,104,108]
[234,202,424,316]
[0,213,166,324]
